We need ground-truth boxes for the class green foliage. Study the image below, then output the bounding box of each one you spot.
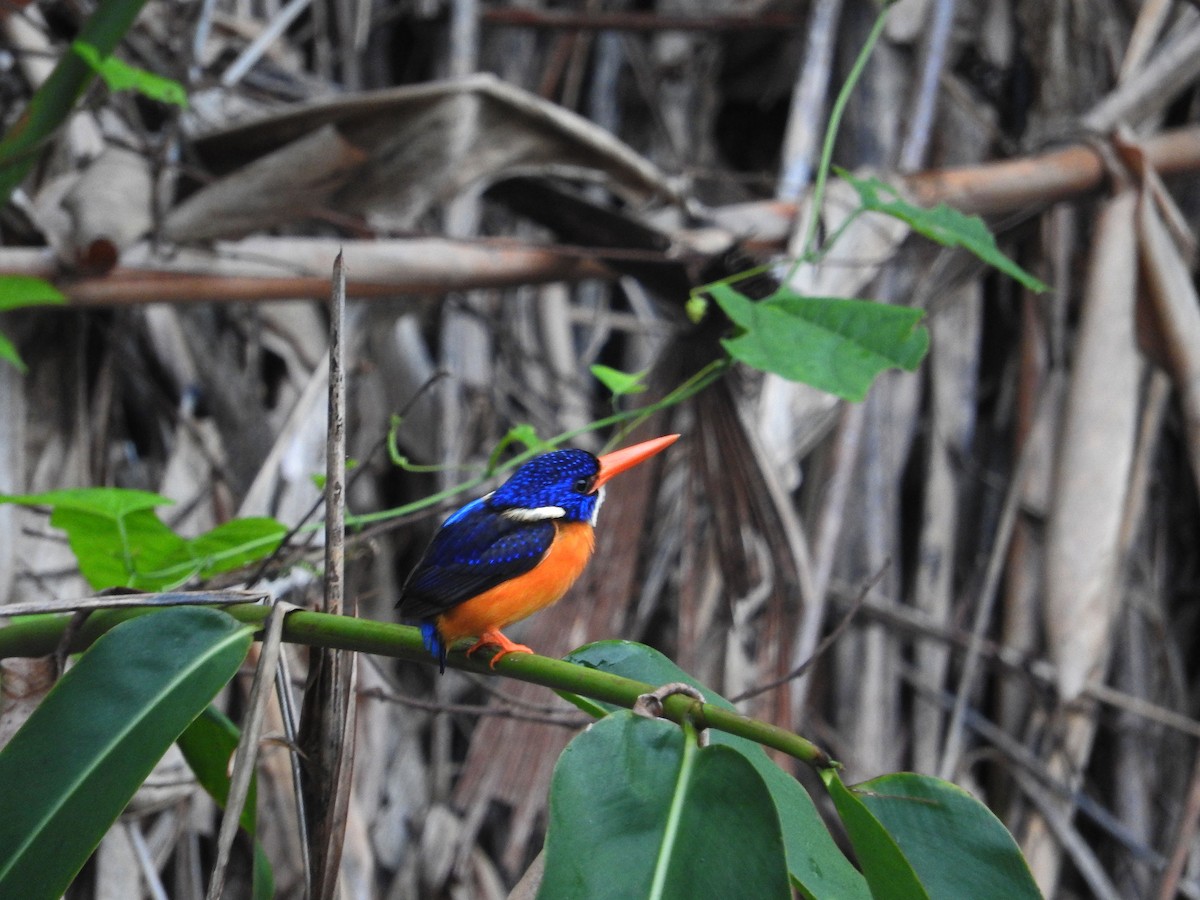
[0,489,286,590]
[178,707,274,900]
[591,363,649,398]
[540,711,791,900]
[0,8,1044,897]
[0,276,66,372]
[836,169,1048,293]
[0,608,252,899]
[312,458,359,490]
[0,276,65,312]
[710,283,929,402]
[0,608,1044,900]
[485,423,551,473]
[564,640,1037,900]
[823,766,1044,900]
[680,2,1042,407]
[823,769,930,900]
[72,41,188,107]
[855,773,1041,900]
[563,641,869,899]
[0,0,154,201]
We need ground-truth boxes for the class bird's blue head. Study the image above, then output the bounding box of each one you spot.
[488,449,604,525]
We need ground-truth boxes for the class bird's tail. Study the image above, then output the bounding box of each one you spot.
[420,621,447,674]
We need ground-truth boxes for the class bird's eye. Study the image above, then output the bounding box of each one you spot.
[573,477,592,494]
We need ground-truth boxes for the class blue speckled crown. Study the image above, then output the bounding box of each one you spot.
[489,449,601,522]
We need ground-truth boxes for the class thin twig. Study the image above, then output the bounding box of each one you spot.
[206,602,293,900]
[1010,768,1125,900]
[898,0,956,170]
[0,589,266,618]
[244,372,447,589]
[729,561,887,703]
[274,650,312,897]
[847,590,1200,742]
[1155,746,1200,899]
[324,251,346,617]
[938,381,1057,780]
[777,0,844,200]
[126,821,170,900]
[298,250,358,900]
[357,684,588,728]
[218,0,313,87]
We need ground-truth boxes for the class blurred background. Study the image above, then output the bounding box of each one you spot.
[2,0,1200,897]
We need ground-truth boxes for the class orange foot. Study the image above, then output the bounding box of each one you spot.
[465,629,534,668]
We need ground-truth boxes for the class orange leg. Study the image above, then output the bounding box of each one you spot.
[465,628,534,668]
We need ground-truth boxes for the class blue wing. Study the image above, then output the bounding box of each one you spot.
[397,498,556,620]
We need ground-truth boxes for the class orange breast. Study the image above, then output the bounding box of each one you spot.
[436,520,596,643]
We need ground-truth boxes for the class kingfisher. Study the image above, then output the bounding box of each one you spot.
[397,434,679,672]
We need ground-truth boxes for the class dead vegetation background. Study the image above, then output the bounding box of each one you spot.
[3,0,1200,897]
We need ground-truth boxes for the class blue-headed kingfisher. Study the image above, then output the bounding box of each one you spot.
[397,434,679,672]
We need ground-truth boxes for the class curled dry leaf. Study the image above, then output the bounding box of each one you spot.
[163,125,370,242]
[181,74,678,235]
[1045,190,1141,701]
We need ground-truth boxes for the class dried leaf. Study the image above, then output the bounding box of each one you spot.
[1045,191,1141,700]
[186,75,676,232]
[1136,175,1200,489]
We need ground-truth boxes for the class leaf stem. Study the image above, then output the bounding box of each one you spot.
[648,721,698,900]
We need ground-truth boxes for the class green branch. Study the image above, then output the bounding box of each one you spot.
[0,604,831,769]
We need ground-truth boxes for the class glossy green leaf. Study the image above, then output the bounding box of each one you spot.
[836,169,1048,293]
[855,773,1040,900]
[591,364,649,397]
[822,769,930,900]
[0,332,26,373]
[72,41,188,106]
[539,711,790,900]
[0,607,252,900]
[0,276,66,311]
[562,640,869,900]
[711,283,929,402]
[178,707,274,900]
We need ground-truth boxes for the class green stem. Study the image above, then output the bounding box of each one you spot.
[0,604,832,770]
[689,1,893,304]
[797,0,895,263]
[348,358,728,528]
[648,721,698,900]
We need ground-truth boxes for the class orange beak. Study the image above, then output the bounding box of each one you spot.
[594,434,680,490]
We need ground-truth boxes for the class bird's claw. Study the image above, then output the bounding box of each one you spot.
[466,630,534,668]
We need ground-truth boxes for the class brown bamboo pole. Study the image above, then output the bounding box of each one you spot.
[3,125,1198,307]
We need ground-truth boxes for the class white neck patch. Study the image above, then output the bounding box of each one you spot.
[501,506,567,522]
[589,486,606,527]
